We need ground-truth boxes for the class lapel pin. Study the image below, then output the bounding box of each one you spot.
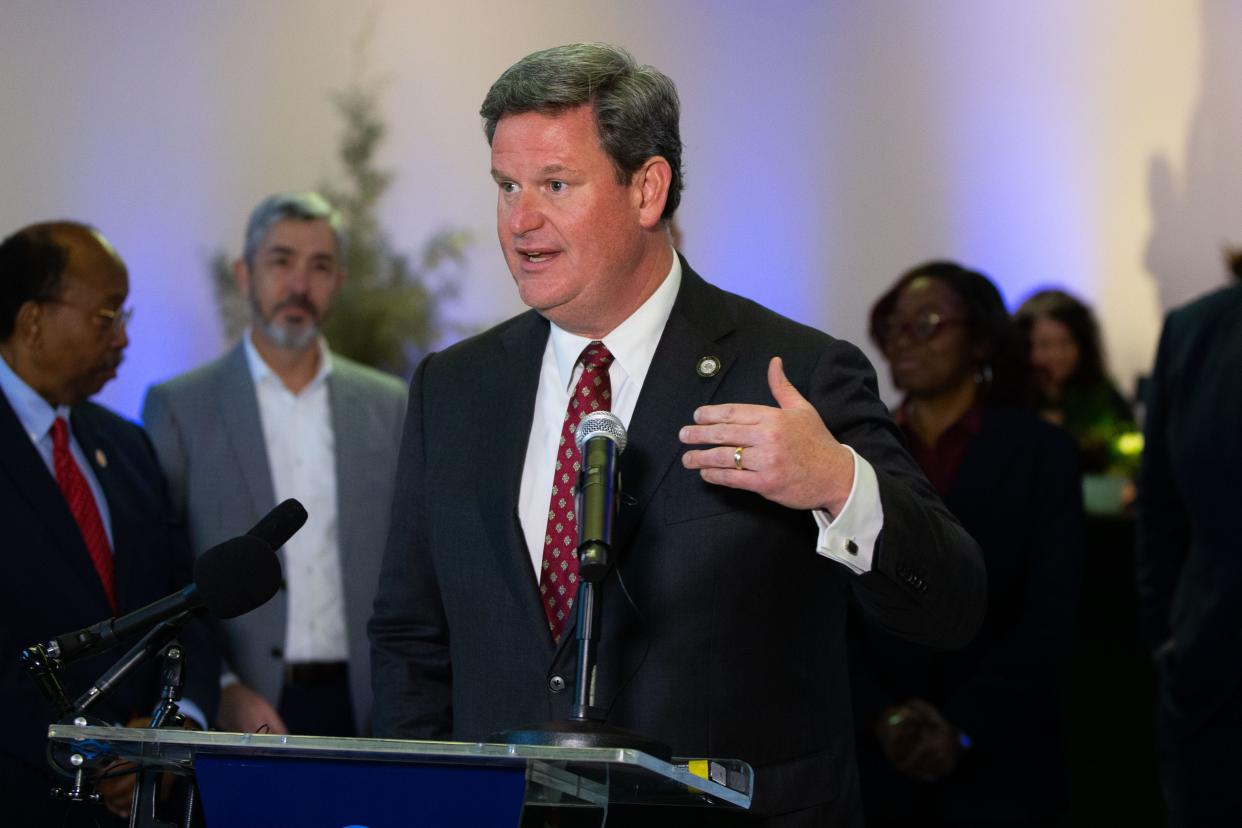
[94,449,108,469]
[696,355,721,378]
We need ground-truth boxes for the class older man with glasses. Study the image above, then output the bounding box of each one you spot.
[0,220,218,825]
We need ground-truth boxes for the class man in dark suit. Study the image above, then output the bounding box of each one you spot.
[1137,279,1242,828]
[369,43,986,826]
[0,221,218,825]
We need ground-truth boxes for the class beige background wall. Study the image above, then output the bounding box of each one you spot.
[2,1,1236,418]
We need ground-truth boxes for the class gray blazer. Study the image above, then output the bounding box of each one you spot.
[142,341,406,734]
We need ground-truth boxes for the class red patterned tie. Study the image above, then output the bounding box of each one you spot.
[51,417,117,614]
[540,341,614,643]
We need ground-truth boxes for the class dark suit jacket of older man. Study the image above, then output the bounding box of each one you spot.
[370,259,986,825]
[0,392,219,826]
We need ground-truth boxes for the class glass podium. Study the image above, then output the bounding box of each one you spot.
[48,723,753,826]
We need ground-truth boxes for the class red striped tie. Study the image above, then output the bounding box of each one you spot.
[540,342,614,643]
[51,417,117,614]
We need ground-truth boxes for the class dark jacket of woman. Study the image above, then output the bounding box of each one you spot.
[850,403,1083,823]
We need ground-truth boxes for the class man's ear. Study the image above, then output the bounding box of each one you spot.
[15,300,42,346]
[633,156,672,230]
[232,258,251,297]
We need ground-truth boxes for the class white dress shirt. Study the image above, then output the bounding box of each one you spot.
[517,253,884,578]
[243,334,348,664]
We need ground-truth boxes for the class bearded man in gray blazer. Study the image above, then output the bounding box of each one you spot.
[143,192,406,737]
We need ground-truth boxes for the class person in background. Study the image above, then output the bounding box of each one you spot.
[142,192,406,737]
[1136,277,1242,828]
[1014,288,1134,474]
[851,261,1083,825]
[0,221,218,824]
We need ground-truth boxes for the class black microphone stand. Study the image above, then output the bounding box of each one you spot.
[20,644,101,808]
[72,610,195,716]
[20,643,73,718]
[129,636,194,828]
[497,437,670,760]
[27,612,199,827]
[82,612,196,828]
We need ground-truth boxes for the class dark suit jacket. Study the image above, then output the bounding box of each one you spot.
[0,391,219,824]
[1136,283,1242,819]
[370,262,986,823]
[850,405,1083,822]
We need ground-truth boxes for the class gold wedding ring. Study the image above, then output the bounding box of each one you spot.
[733,446,745,471]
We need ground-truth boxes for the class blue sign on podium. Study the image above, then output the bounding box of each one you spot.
[195,754,526,827]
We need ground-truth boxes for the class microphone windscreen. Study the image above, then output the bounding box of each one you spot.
[246,498,308,551]
[192,535,282,619]
[575,410,627,453]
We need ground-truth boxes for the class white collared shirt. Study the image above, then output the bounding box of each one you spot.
[242,333,347,664]
[517,253,883,578]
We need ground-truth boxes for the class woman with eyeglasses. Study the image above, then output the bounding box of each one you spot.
[848,261,1083,826]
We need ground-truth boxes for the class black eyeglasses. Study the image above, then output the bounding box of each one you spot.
[878,312,967,349]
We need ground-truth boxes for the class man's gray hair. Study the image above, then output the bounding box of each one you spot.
[242,191,344,267]
[480,43,684,220]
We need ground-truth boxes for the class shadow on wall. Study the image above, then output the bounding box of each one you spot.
[1145,0,1242,313]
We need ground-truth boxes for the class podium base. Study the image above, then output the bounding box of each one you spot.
[494,720,672,762]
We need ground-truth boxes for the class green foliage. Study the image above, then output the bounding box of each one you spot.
[210,72,470,377]
[318,80,469,375]
[209,251,248,341]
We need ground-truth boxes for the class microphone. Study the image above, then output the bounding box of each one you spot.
[45,500,302,663]
[574,410,626,583]
[245,498,309,552]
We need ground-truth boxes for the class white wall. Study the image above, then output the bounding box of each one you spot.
[2,0,1234,418]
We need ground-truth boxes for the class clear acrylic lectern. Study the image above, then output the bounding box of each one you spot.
[48,723,752,827]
